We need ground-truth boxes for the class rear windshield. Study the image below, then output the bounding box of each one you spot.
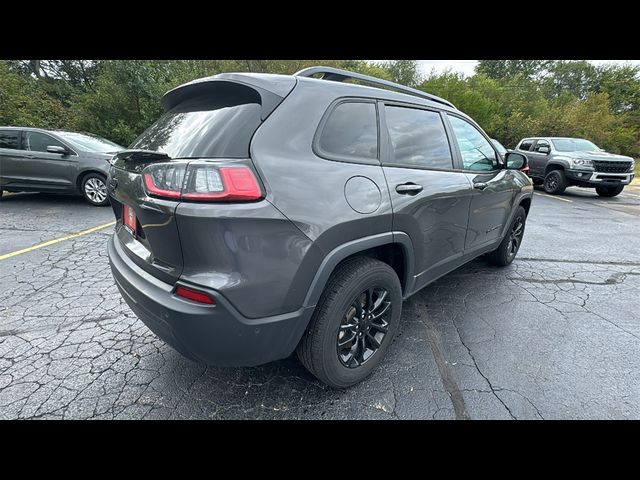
[130,95,262,159]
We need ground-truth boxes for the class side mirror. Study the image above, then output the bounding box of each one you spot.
[505,152,528,170]
[47,145,69,155]
[537,146,550,154]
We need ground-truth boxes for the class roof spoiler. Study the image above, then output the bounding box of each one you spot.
[161,74,297,120]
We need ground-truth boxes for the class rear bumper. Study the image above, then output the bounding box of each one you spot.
[566,170,633,186]
[107,234,314,367]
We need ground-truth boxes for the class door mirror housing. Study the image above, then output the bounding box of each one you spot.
[47,145,69,155]
[537,146,550,154]
[505,152,528,170]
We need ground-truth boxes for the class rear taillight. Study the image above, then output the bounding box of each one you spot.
[174,285,216,305]
[182,166,261,201]
[143,163,186,199]
[142,162,262,202]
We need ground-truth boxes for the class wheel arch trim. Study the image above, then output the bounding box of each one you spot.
[302,232,415,309]
[544,161,568,174]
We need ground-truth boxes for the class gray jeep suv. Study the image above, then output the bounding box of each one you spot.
[0,127,124,205]
[516,137,635,197]
[106,67,533,388]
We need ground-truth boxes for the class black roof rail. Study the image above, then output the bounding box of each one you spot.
[294,66,455,109]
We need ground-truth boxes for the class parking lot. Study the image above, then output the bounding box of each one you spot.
[1,185,639,419]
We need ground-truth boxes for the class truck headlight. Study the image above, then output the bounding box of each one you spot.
[572,158,593,168]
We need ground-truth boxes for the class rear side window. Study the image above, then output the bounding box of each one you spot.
[317,102,378,161]
[384,106,453,169]
[131,94,262,158]
[0,130,20,150]
[519,140,534,151]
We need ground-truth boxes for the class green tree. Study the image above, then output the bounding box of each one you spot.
[377,60,421,87]
[597,63,640,113]
[541,60,599,101]
[0,61,69,128]
[476,60,552,81]
[70,61,173,146]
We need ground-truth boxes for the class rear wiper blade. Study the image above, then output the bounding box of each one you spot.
[112,149,171,163]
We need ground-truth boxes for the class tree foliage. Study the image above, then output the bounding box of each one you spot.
[376,60,422,87]
[476,60,553,82]
[1,59,638,157]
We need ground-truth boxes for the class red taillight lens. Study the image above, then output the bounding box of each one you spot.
[143,173,182,198]
[143,163,186,199]
[175,285,216,305]
[141,162,262,202]
[182,167,261,201]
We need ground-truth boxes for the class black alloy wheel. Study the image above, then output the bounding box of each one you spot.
[337,286,391,368]
[506,214,525,263]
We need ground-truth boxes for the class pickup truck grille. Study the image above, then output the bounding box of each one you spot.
[593,160,632,173]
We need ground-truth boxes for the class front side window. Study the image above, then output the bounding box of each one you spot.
[533,139,550,152]
[23,131,66,153]
[318,102,378,160]
[447,115,498,171]
[384,106,453,169]
[0,130,20,150]
[491,139,508,155]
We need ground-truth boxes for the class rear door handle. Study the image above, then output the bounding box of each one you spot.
[473,182,488,190]
[396,183,423,195]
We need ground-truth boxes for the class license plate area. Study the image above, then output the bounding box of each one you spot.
[123,204,137,235]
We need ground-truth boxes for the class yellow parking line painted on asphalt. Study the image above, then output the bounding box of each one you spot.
[534,192,573,203]
[0,221,116,261]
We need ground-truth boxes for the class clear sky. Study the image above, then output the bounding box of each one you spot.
[416,60,640,77]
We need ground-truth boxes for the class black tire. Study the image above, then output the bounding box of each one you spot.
[80,173,109,206]
[297,257,402,389]
[543,170,567,194]
[487,206,527,267]
[595,184,624,197]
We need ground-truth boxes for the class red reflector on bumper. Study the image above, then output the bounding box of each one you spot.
[123,204,137,234]
[175,285,216,305]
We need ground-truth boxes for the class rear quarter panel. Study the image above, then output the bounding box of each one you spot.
[249,80,394,307]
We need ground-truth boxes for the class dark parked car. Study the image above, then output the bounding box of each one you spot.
[0,127,124,205]
[515,137,635,197]
[107,67,534,388]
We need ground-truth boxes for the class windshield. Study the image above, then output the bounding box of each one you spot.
[551,138,600,152]
[57,131,123,153]
[491,139,507,154]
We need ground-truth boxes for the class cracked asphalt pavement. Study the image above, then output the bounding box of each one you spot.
[1,187,639,419]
